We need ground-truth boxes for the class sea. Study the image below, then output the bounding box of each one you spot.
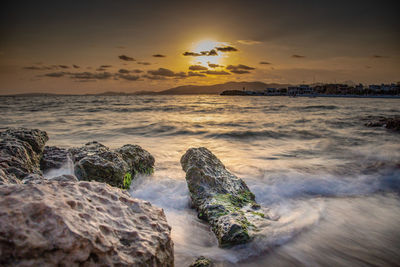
[1,95,399,266]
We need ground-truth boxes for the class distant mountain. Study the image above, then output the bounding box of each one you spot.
[158,81,291,95]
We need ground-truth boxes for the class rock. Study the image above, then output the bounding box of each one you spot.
[69,141,155,189]
[0,169,20,185]
[116,144,155,175]
[0,128,48,180]
[181,147,270,247]
[189,256,213,267]
[1,128,48,155]
[22,174,78,184]
[385,117,400,132]
[365,116,400,132]
[40,146,70,172]
[0,180,174,266]
[69,141,130,188]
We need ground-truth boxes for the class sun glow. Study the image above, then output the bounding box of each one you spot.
[192,39,225,66]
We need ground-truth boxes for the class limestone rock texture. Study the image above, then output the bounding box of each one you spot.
[0,128,48,180]
[69,141,155,188]
[0,180,174,266]
[181,147,271,247]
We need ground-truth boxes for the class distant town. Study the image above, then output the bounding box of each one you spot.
[221,83,400,97]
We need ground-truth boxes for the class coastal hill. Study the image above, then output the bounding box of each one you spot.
[158,81,291,95]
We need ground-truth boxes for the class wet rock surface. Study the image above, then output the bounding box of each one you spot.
[0,180,174,266]
[116,144,155,175]
[69,141,154,188]
[189,256,213,267]
[40,146,70,172]
[0,128,48,180]
[181,147,271,247]
[364,116,400,132]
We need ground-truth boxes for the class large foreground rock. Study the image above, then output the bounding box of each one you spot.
[69,141,154,188]
[181,147,271,247]
[0,128,48,181]
[0,180,174,266]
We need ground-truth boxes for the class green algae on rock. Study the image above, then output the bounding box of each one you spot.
[69,141,155,189]
[189,256,213,267]
[181,147,270,247]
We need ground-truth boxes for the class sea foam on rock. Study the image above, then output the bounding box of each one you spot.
[40,146,70,172]
[0,180,174,266]
[0,128,48,182]
[181,147,272,247]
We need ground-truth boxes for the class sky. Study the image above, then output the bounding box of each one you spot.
[0,0,399,94]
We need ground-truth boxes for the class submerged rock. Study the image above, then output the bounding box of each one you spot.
[40,146,70,172]
[0,128,48,180]
[0,180,174,266]
[365,116,400,132]
[189,256,213,267]
[181,147,270,247]
[69,141,155,189]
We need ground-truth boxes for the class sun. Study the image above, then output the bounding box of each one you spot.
[191,39,225,67]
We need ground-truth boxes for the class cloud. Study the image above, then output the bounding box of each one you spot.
[237,40,262,45]
[188,71,206,77]
[292,54,305,58]
[259,61,271,65]
[215,46,238,52]
[137,61,151,65]
[207,49,218,56]
[230,70,250,74]
[118,55,135,61]
[208,63,223,68]
[226,64,255,70]
[189,65,208,71]
[118,69,130,74]
[119,69,143,74]
[142,74,167,80]
[183,49,218,56]
[73,65,80,68]
[226,64,255,74]
[118,74,141,81]
[147,68,176,77]
[152,54,166,57]
[23,65,56,70]
[147,68,186,79]
[200,70,230,75]
[183,51,202,56]
[96,65,112,71]
[44,72,66,77]
[372,55,387,58]
[58,65,69,69]
[70,72,113,80]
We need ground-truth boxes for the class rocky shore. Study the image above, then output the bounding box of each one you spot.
[0,127,277,266]
[0,128,173,266]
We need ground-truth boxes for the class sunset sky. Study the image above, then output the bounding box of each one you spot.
[1,0,399,95]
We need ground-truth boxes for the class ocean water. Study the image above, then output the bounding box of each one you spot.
[1,95,399,266]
